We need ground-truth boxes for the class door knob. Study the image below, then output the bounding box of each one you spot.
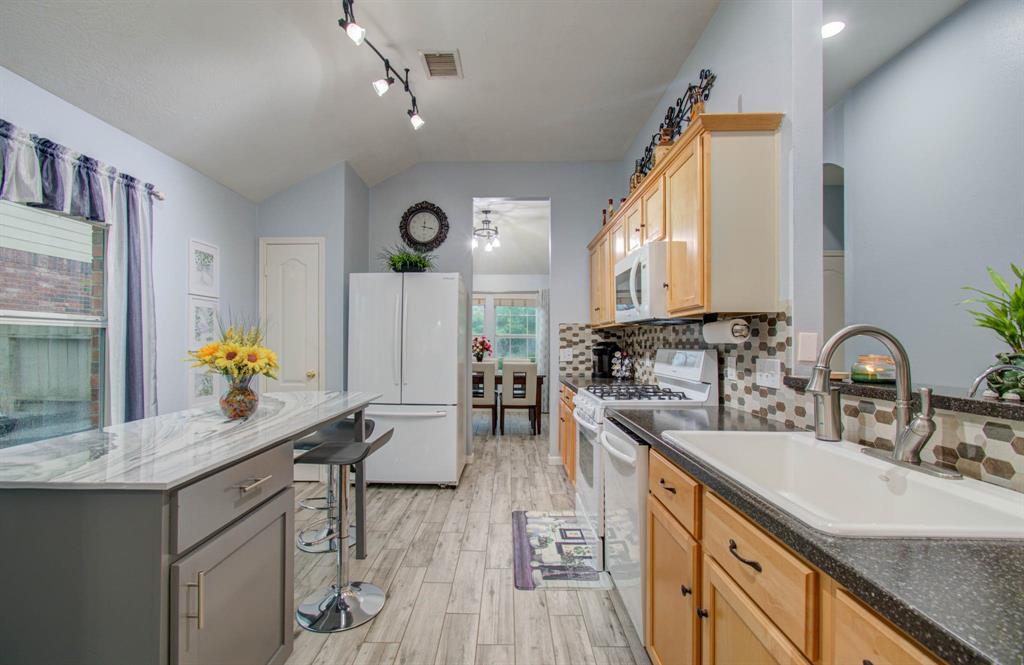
[306,370,317,379]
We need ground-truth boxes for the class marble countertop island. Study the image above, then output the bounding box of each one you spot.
[0,390,380,491]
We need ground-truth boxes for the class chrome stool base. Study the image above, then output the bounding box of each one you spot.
[295,582,386,633]
[299,496,331,511]
[296,523,356,553]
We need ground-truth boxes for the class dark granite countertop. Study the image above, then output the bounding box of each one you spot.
[559,374,624,392]
[784,375,1024,422]
[608,406,1024,665]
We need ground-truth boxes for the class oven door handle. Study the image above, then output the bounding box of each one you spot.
[572,409,600,434]
[600,431,636,468]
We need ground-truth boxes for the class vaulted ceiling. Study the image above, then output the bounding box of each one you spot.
[0,1,718,201]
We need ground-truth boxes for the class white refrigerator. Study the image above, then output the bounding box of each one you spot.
[348,272,467,484]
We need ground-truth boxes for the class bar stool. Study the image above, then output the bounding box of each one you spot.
[294,418,375,557]
[294,428,393,633]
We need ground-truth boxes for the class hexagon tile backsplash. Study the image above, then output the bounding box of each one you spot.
[559,313,1024,492]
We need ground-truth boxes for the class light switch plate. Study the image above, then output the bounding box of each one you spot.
[755,358,782,388]
[797,332,820,363]
[559,348,573,362]
[726,357,738,380]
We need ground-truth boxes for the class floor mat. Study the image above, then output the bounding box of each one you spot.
[512,510,612,590]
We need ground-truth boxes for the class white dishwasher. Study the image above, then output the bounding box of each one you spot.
[601,418,649,641]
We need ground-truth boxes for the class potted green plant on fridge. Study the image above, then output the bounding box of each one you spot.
[962,263,1024,399]
[378,243,435,273]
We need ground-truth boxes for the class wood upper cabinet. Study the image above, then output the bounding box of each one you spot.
[647,495,700,665]
[830,588,938,665]
[626,199,644,252]
[642,175,665,243]
[611,218,628,264]
[701,555,812,665]
[664,137,704,314]
[589,239,606,325]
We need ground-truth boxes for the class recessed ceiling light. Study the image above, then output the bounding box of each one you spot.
[822,21,846,39]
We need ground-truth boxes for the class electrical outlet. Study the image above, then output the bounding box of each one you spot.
[755,358,782,389]
[726,357,738,380]
[559,347,573,362]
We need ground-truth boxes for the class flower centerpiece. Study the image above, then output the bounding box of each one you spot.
[188,320,279,419]
[962,264,1024,400]
[472,336,493,362]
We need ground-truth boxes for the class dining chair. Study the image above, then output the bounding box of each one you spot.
[499,361,538,435]
[472,361,498,434]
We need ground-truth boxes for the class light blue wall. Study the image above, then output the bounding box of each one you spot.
[839,0,1024,387]
[823,186,844,251]
[0,65,259,414]
[257,162,369,391]
[368,160,621,456]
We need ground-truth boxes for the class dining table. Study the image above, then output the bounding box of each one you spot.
[494,370,546,434]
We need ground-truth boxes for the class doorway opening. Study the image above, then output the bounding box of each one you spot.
[822,163,845,369]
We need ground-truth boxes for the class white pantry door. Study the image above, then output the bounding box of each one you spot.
[260,238,325,393]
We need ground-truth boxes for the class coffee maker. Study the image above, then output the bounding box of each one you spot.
[592,342,621,379]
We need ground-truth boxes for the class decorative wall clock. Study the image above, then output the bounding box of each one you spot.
[400,201,449,251]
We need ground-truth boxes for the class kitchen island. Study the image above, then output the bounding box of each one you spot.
[0,390,380,665]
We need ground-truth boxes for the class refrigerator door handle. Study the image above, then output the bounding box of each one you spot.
[367,409,448,418]
[401,291,409,386]
[392,292,402,386]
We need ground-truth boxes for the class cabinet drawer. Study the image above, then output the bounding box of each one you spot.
[172,443,293,554]
[833,589,937,665]
[702,492,817,659]
[648,449,700,537]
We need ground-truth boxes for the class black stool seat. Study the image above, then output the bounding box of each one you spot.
[296,429,393,467]
[294,418,376,451]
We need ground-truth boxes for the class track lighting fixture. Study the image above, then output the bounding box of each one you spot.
[339,0,426,130]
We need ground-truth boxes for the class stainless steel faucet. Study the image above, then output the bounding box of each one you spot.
[968,365,1020,398]
[806,324,960,479]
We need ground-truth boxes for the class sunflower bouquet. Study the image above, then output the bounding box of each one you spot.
[188,321,279,418]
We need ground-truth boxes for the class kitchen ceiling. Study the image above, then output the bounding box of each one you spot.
[823,0,966,109]
[472,198,549,275]
[0,1,718,202]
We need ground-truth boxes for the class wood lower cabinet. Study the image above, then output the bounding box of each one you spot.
[829,588,938,665]
[646,449,943,665]
[647,495,700,665]
[171,487,294,665]
[702,555,811,665]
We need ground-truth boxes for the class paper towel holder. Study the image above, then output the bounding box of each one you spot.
[702,318,751,344]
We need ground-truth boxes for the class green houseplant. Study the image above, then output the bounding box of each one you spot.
[378,244,435,273]
[961,263,1024,398]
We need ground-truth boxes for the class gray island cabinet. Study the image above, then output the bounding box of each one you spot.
[0,390,379,665]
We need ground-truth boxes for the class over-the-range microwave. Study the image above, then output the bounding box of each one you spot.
[614,240,670,323]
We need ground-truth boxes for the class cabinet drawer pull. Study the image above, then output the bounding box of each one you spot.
[680,584,692,596]
[863,661,874,665]
[237,475,273,493]
[697,608,708,619]
[186,570,206,630]
[728,539,763,572]
[658,478,677,494]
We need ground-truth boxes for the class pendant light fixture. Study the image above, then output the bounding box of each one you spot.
[339,0,425,130]
[473,210,500,251]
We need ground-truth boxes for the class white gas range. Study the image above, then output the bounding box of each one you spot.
[571,348,718,640]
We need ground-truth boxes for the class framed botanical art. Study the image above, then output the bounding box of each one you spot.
[188,295,220,349]
[188,239,220,297]
[188,366,219,407]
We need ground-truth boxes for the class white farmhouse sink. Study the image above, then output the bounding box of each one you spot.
[661,431,1024,539]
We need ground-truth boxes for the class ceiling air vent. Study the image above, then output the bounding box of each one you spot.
[420,50,463,79]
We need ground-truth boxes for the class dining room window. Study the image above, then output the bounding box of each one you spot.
[494,296,537,361]
[0,202,107,448]
[471,298,485,336]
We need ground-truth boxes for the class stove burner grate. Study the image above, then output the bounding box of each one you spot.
[585,384,690,401]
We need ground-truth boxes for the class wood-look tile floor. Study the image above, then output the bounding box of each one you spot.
[286,412,647,665]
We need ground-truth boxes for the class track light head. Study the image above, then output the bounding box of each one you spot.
[343,20,365,45]
[408,109,425,130]
[372,76,394,96]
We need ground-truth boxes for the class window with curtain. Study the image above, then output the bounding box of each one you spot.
[0,201,107,448]
[495,296,537,360]
[471,298,485,336]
